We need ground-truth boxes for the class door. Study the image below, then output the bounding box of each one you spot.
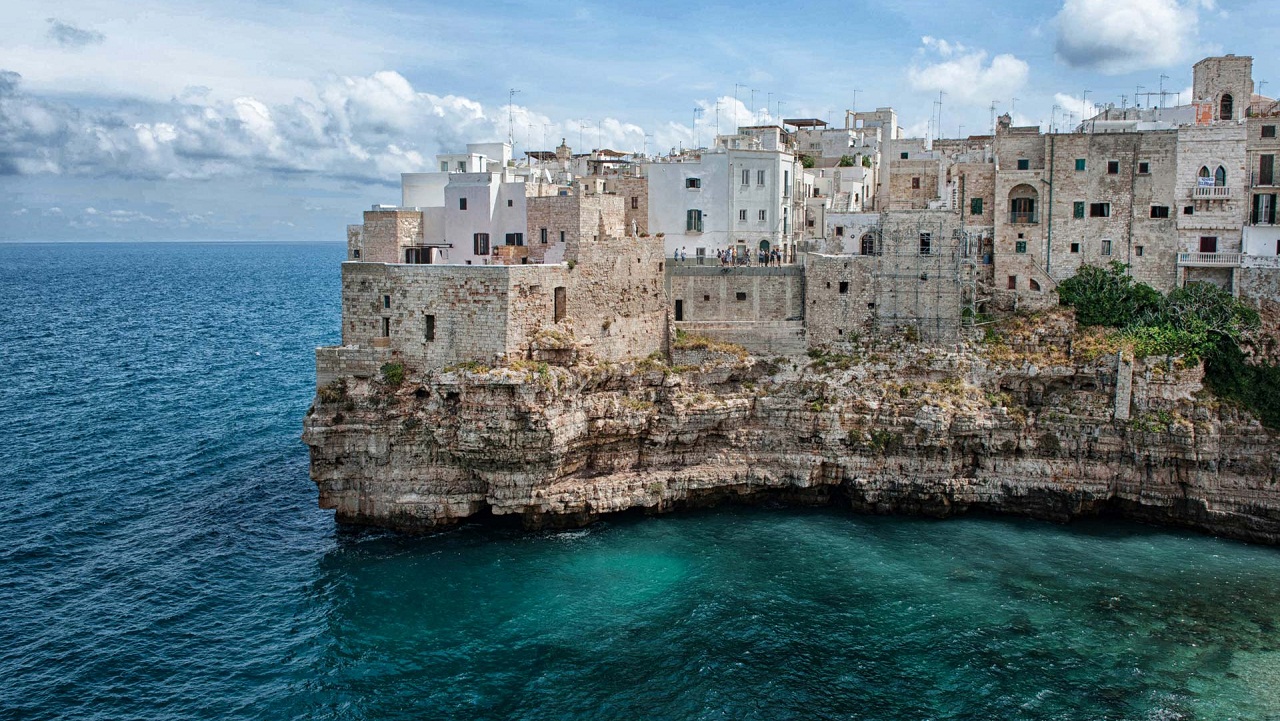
[674,300,683,321]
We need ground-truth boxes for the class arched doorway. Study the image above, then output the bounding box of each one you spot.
[1220,93,1233,121]
[1008,183,1039,224]
[758,239,770,251]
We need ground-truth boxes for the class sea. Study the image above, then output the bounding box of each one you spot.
[2,240,1279,720]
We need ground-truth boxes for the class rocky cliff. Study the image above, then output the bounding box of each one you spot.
[303,314,1280,544]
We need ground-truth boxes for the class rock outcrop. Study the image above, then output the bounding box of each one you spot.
[303,318,1280,544]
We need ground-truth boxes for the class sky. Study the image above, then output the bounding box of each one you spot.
[1,0,1277,241]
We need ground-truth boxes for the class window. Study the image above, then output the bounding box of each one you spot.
[1220,93,1233,121]
[1260,154,1275,186]
[1150,205,1170,218]
[507,199,513,207]
[900,151,909,160]
[1090,203,1111,217]
[1215,166,1226,187]
[911,177,920,189]
[631,196,639,209]
[457,161,465,171]
[1138,161,1150,174]
[971,198,984,215]
[1029,279,1041,292]
[703,294,710,301]
[440,161,448,172]
[352,249,361,259]
[784,170,790,197]
[757,169,766,185]
[382,294,391,309]
[758,210,767,221]
[674,299,683,321]
[1200,236,1218,253]
[735,292,747,301]
[861,234,878,256]
[741,169,750,185]
[835,226,844,236]
[1017,159,1030,170]
[540,228,548,244]
[739,209,748,221]
[1007,275,1017,290]
[1015,240,1027,254]
[1136,246,1144,257]
[1253,193,1277,225]
[1101,239,1112,256]
[505,233,524,246]
[1073,201,1085,219]
[473,233,489,255]
[1184,206,1194,215]
[1107,160,1119,174]
[839,281,849,294]
[919,232,931,256]
[686,178,701,189]
[1075,158,1086,171]
[686,209,703,232]
[1263,125,1277,139]
[1070,242,1080,253]
[424,315,435,342]
[381,317,390,337]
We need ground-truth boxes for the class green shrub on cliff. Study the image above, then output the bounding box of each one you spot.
[380,362,405,386]
[1058,263,1276,428]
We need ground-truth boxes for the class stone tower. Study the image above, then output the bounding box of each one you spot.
[1193,55,1254,121]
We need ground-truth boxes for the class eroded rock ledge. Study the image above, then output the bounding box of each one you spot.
[303,322,1280,544]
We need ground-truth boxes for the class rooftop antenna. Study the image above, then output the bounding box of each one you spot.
[852,89,860,115]
[1051,104,1061,133]
[1011,97,1019,116]
[693,106,703,148]
[579,120,589,151]
[1135,85,1144,109]
[767,92,773,123]
[1158,74,1170,107]
[507,88,521,149]
[989,100,1000,134]
[1082,89,1091,118]
[937,90,946,140]
[750,89,758,123]
[714,100,721,136]
[777,100,785,123]
[734,83,746,131]
[642,132,653,157]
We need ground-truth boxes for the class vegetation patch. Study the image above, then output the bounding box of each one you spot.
[380,362,405,386]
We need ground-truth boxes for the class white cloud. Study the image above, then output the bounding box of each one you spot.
[908,38,1029,105]
[1055,0,1199,74]
[0,67,704,185]
[45,19,105,48]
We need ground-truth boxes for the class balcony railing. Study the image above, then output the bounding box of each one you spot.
[1192,186,1232,199]
[1251,171,1277,187]
[1177,252,1242,267]
[1009,211,1039,224]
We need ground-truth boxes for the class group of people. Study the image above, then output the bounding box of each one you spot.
[717,247,784,267]
[670,246,788,267]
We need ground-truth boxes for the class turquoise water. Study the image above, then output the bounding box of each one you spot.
[2,242,1279,720]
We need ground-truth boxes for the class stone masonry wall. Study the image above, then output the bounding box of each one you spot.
[668,266,804,323]
[360,209,424,264]
[803,254,876,345]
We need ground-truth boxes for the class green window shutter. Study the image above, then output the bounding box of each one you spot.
[1015,241,1027,254]
[1073,201,1085,219]
[1075,158,1086,171]
[1017,159,1030,170]
[970,198,983,215]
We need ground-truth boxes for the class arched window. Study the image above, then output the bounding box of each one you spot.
[1220,93,1234,120]
[1215,166,1226,187]
[860,233,878,256]
[1199,166,1211,179]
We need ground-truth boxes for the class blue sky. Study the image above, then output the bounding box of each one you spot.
[2,0,1276,240]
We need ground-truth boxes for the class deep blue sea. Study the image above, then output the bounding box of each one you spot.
[2,241,1280,720]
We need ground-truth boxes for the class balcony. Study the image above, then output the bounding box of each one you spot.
[1008,211,1039,224]
[1192,186,1232,200]
[1177,252,1242,267]
[1251,171,1277,187]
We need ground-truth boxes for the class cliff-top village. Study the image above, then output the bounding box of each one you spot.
[323,53,1280,382]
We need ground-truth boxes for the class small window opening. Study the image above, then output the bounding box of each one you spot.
[735,292,747,301]
[424,315,436,341]
[838,281,849,294]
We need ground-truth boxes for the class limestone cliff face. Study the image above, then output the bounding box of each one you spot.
[303,332,1280,544]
